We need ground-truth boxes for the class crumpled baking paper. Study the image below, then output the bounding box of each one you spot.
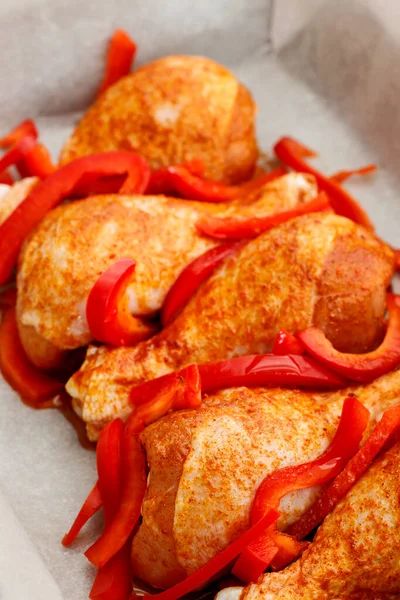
[0,0,399,598]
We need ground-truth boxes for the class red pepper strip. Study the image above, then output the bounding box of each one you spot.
[274,137,374,230]
[97,419,124,522]
[21,143,56,179]
[62,482,102,546]
[287,403,400,541]
[232,534,278,583]
[330,164,377,184]
[272,330,305,356]
[90,419,133,600]
[232,397,369,581]
[161,242,243,326]
[198,354,347,394]
[130,365,201,418]
[0,307,63,403]
[90,543,132,600]
[86,258,158,346]
[0,170,13,185]
[144,509,280,600]
[97,29,137,97]
[0,134,37,175]
[0,287,17,309]
[298,293,400,383]
[85,412,147,568]
[196,192,330,240]
[0,119,38,147]
[72,174,126,197]
[146,158,205,195]
[0,151,150,285]
[167,166,287,202]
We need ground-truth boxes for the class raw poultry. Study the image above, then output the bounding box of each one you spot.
[218,439,400,600]
[66,212,395,439]
[60,55,258,184]
[130,369,400,589]
[16,172,315,370]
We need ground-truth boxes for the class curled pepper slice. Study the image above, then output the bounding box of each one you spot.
[232,397,369,582]
[85,412,147,568]
[287,403,400,540]
[196,192,330,240]
[146,158,205,195]
[198,354,347,393]
[0,307,63,404]
[330,164,377,184]
[97,29,137,97]
[0,151,150,284]
[86,258,158,347]
[272,330,305,356]
[62,482,102,547]
[144,509,279,600]
[161,242,243,326]
[298,293,400,383]
[274,137,374,229]
[0,119,38,147]
[166,166,287,202]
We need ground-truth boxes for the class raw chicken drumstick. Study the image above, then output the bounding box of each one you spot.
[66,212,394,440]
[130,369,400,589]
[60,56,258,184]
[16,172,315,369]
[218,439,400,600]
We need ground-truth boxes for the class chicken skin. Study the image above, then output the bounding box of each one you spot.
[130,369,400,589]
[60,56,258,184]
[219,439,400,600]
[16,172,315,370]
[66,213,394,439]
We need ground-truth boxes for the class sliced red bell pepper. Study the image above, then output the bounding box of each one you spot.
[0,119,38,147]
[330,164,377,184]
[167,166,287,202]
[198,354,347,394]
[21,143,56,179]
[231,533,278,582]
[143,508,280,600]
[96,418,124,522]
[129,365,201,417]
[85,412,147,568]
[146,158,205,195]
[0,151,150,285]
[0,170,13,185]
[86,258,158,347]
[0,134,37,176]
[89,542,133,600]
[0,307,63,404]
[97,29,137,97]
[298,293,400,383]
[0,287,17,309]
[272,330,305,356]
[393,248,400,272]
[62,482,102,546]
[232,396,369,581]
[274,137,374,229]
[90,418,133,600]
[195,192,330,239]
[161,242,243,326]
[287,403,400,541]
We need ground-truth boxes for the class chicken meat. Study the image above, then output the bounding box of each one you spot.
[66,212,395,439]
[16,172,315,369]
[60,55,258,184]
[218,439,400,600]
[130,369,400,589]
[0,177,38,226]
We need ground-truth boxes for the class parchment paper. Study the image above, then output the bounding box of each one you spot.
[1,1,400,598]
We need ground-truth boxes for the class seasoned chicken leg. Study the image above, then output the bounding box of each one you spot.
[130,369,400,589]
[60,56,258,184]
[17,172,315,369]
[66,213,394,439]
[220,439,400,600]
